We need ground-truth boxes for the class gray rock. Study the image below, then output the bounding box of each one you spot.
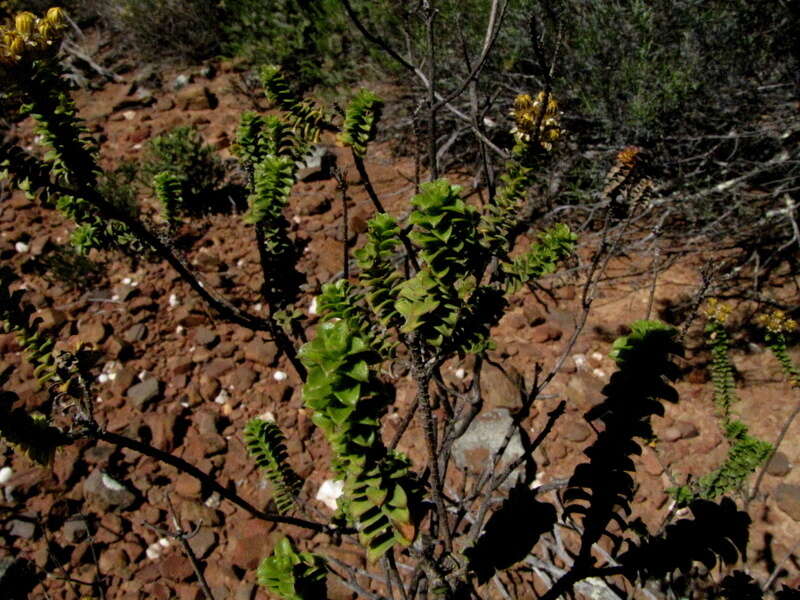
[296,146,336,182]
[774,483,800,521]
[173,73,192,90]
[452,409,524,486]
[83,469,136,511]
[767,452,792,477]
[8,519,36,540]
[123,323,147,343]
[63,518,88,544]
[127,377,161,408]
[479,363,524,411]
[188,526,217,559]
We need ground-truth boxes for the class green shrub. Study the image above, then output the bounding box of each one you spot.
[80,0,222,63]
[138,126,225,215]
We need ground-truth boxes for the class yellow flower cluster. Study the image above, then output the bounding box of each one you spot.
[704,298,733,324]
[510,91,561,151]
[756,310,798,334]
[0,7,66,66]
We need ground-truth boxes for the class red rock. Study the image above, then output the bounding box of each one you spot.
[33,307,67,331]
[775,483,800,520]
[562,422,591,443]
[640,448,664,476]
[174,472,202,499]
[158,552,194,582]
[530,323,562,343]
[228,519,276,570]
[205,358,234,379]
[143,412,177,451]
[244,338,278,366]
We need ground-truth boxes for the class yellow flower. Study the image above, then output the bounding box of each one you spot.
[45,7,68,28]
[14,12,37,38]
[757,310,798,334]
[704,298,732,324]
[510,91,562,150]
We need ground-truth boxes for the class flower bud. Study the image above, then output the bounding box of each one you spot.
[46,7,68,28]
[37,20,56,43]
[15,12,37,37]
[7,32,25,58]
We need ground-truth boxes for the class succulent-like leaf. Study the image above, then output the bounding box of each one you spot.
[256,537,327,600]
[339,89,383,157]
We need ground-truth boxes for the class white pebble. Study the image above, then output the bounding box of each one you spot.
[108,372,117,382]
[591,351,604,363]
[273,371,287,382]
[122,277,132,285]
[168,293,180,308]
[0,467,13,485]
[592,368,606,379]
[101,473,126,492]
[137,371,148,381]
[176,325,185,335]
[572,354,587,370]
[214,389,229,405]
[454,368,466,379]
[122,110,136,120]
[309,297,318,316]
[316,479,344,511]
[158,537,171,548]
[180,402,189,408]
[254,303,262,312]
[257,411,276,422]
[14,241,29,253]
[236,259,245,268]
[145,545,161,560]
[97,373,109,384]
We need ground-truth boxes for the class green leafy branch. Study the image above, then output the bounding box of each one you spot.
[257,537,327,600]
[245,419,303,515]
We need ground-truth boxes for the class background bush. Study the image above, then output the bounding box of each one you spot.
[137,126,225,215]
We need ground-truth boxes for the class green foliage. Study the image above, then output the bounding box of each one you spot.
[234,112,301,168]
[220,0,345,89]
[260,65,328,143]
[706,318,738,419]
[82,0,221,62]
[500,223,578,294]
[396,180,481,348]
[0,267,59,385]
[478,162,533,255]
[244,419,303,514]
[138,126,224,214]
[339,89,383,157]
[0,269,68,465]
[245,156,296,228]
[670,312,772,505]
[299,320,418,560]
[354,213,403,331]
[152,171,183,228]
[256,537,327,600]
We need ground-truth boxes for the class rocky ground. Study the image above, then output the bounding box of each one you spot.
[1,49,799,600]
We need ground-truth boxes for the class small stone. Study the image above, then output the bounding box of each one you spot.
[228,520,276,570]
[767,452,791,477]
[193,326,219,347]
[244,339,278,366]
[143,412,177,451]
[34,308,66,331]
[113,283,138,302]
[530,323,562,343]
[503,310,528,330]
[127,377,161,408]
[83,469,136,511]
[123,323,148,343]
[205,358,234,379]
[480,363,523,411]
[174,473,202,499]
[226,365,258,392]
[177,86,217,110]
[775,483,800,520]
[158,553,194,582]
[187,527,216,559]
[662,427,683,443]
[78,320,108,345]
[563,422,592,443]
[8,519,36,540]
[640,449,664,476]
[674,420,699,439]
[99,547,129,573]
[63,518,87,543]
[198,375,221,402]
[105,336,133,360]
[174,305,206,327]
